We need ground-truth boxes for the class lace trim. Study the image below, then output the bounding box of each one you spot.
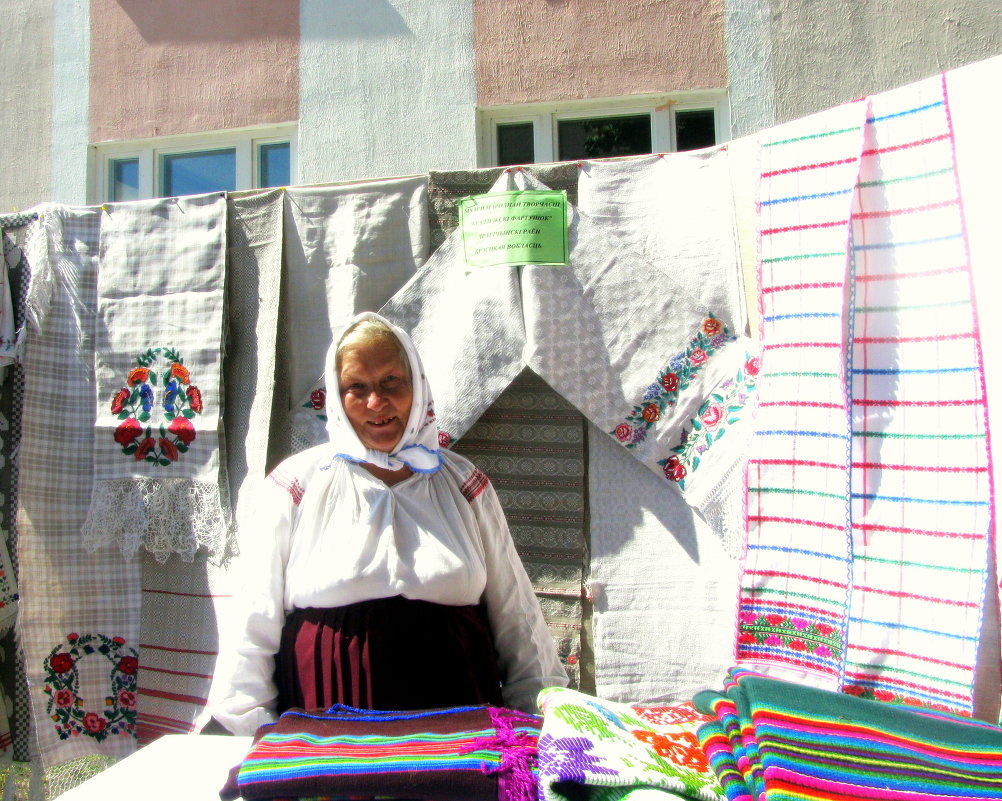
[80,478,233,563]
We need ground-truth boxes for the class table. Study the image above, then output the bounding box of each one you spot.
[58,734,253,800]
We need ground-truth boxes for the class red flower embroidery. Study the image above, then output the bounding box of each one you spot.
[310,388,326,410]
[788,638,807,651]
[127,367,149,386]
[744,356,761,376]
[169,362,190,384]
[701,403,724,429]
[117,656,138,676]
[615,423,632,442]
[186,386,203,413]
[844,685,865,696]
[660,373,680,393]
[873,689,895,702]
[642,403,660,423]
[82,713,106,734]
[112,636,125,645]
[765,614,785,626]
[117,690,136,709]
[49,654,74,674]
[689,348,708,366]
[701,317,723,336]
[110,388,130,414]
[135,437,156,460]
[159,438,179,461]
[168,416,196,446]
[738,632,757,645]
[114,418,142,446]
[663,456,686,482]
[54,689,74,708]
[632,730,709,772]
[814,623,835,636]
[438,431,451,448]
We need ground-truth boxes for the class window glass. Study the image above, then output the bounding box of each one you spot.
[161,148,236,197]
[557,114,652,161]
[675,109,716,152]
[497,123,535,166]
[110,158,140,202]
[259,142,291,188]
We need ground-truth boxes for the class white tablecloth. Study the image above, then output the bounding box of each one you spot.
[58,735,253,800]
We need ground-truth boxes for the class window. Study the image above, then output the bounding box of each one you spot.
[96,126,296,204]
[479,94,728,167]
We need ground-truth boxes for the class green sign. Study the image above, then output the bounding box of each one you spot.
[457,190,569,268]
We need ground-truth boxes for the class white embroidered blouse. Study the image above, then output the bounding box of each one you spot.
[212,446,568,735]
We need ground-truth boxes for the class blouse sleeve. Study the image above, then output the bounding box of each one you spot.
[210,465,298,735]
[471,473,570,713]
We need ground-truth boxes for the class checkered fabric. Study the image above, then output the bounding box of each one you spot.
[16,206,142,771]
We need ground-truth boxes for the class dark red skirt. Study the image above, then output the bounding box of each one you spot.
[275,595,504,713]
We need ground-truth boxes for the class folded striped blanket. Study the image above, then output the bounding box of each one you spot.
[695,671,1002,799]
[221,704,542,801]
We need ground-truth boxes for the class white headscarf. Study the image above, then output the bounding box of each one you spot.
[322,311,443,474]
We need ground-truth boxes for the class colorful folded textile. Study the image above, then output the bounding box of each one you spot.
[695,671,1002,799]
[536,687,724,801]
[221,704,542,801]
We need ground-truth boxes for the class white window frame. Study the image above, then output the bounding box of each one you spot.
[92,124,298,204]
[478,92,729,167]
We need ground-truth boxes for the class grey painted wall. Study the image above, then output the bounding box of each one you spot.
[297,0,477,185]
[768,0,1002,125]
[51,0,89,205]
[2,0,54,212]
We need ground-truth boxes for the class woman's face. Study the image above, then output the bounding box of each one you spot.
[338,339,413,453]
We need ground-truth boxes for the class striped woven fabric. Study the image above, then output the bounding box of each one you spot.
[222,704,542,801]
[739,71,992,716]
[843,73,991,714]
[738,98,869,680]
[696,671,1002,799]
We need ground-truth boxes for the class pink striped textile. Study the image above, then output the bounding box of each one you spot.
[738,74,993,716]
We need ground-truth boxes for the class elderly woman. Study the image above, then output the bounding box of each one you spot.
[212,312,568,735]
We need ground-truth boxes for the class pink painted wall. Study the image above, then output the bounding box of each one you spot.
[90,0,299,142]
[474,0,726,106]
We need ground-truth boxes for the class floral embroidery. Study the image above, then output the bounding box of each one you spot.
[657,352,760,489]
[43,633,138,742]
[302,387,328,423]
[631,729,710,773]
[537,733,619,782]
[842,684,955,713]
[612,317,735,448]
[438,430,452,448]
[737,612,842,661]
[111,347,202,466]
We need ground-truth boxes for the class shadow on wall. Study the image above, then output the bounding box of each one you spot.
[299,0,414,41]
[115,0,299,43]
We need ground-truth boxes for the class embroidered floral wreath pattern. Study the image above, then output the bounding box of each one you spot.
[658,354,760,488]
[111,347,202,466]
[43,633,138,742]
[612,317,734,449]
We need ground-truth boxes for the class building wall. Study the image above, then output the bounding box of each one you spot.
[724,0,775,139]
[767,0,1002,124]
[297,0,477,185]
[2,0,54,212]
[474,0,727,107]
[89,0,299,143]
[52,0,90,205]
